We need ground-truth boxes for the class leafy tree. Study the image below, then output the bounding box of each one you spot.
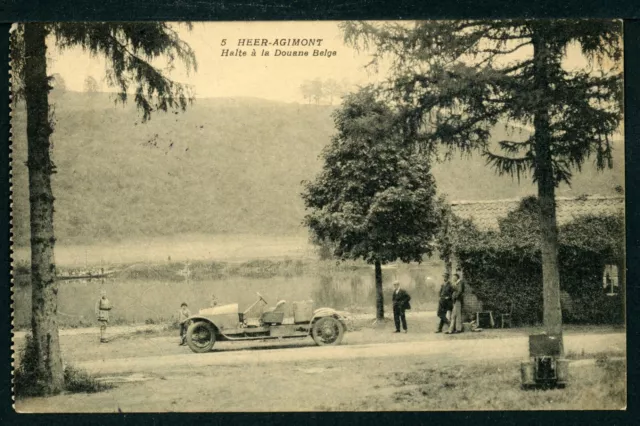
[83,75,100,93]
[15,22,197,394]
[302,89,440,320]
[300,80,313,104]
[343,20,623,346]
[309,78,324,105]
[324,78,343,105]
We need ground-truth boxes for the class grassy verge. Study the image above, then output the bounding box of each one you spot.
[14,335,113,398]
[338,357,626,410]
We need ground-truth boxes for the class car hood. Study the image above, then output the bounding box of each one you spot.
[198,303,238,316]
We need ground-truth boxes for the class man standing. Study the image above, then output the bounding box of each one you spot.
[392,280,411,333]
[436,278,453,333]
[446,273,465,334]
[178,302,192,346]
[95,289,113,343]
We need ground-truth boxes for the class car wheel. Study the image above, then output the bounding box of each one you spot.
[186,321,216,353]
[311,317,345,346]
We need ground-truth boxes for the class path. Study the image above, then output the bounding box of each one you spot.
[77,332,625,377]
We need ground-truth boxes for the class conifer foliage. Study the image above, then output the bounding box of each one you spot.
[13,22,197,394]
[342,20,623,344]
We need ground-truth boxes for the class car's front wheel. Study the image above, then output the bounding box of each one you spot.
[186,321,216,353]
[311,316,345,346]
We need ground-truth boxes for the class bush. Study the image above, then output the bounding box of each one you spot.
[232,259,279,278]
[14,334,112,398]
[448,198,624,326]
[63,365,112,394]
[14,335,47,397]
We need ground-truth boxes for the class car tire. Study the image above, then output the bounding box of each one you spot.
[186,321,216,353]
[311,316,345,346]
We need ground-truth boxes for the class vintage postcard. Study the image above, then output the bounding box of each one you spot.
[10,20,625,412]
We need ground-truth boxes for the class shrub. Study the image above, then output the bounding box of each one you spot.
[13,335,47,397]
[63,365,112,394]
[14,335,112,398]
[446,197,624,325]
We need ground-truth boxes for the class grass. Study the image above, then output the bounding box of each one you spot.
[11,92,624,247]
[338,357,626,411]
[14,335,113,398]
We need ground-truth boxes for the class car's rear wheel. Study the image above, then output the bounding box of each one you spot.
[186,321,216,353]
[311,317,344,346]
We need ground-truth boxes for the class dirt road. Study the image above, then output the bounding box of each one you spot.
[14,317,626,413]
[76,332,625,377]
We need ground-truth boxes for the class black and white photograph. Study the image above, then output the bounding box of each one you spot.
[10,20,625,412]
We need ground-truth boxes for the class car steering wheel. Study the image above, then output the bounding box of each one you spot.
[256,292,268,304]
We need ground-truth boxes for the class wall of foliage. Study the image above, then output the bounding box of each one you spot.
[444,197,624,325]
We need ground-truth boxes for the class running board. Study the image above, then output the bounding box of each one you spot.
[219,334,310,341]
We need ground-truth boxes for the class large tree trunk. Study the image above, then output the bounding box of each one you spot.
[532,28,564,351]
[374,260,384,320]
[24,23,65,393]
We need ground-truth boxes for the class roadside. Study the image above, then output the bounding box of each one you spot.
[13,311,626,412]
[12,311,626,375]
[13,310,624,338]
[71,331,626,377]
[15,347,626,412]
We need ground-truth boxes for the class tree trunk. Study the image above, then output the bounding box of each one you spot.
[374,260,384,320]
[532,28,564,350]
[24,23,65,393]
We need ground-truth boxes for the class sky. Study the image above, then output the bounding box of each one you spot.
[47,21,386,104]
[45,21,621,107]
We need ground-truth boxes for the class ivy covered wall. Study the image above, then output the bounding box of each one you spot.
[444,197,624,325]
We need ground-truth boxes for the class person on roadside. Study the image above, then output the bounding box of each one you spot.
[446,273,465,334]
[178,302,192,346]
[392,280,411,333]
[436,278,453,333]
[95,289,113,343]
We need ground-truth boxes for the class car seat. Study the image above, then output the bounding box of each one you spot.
[261,300,286,324]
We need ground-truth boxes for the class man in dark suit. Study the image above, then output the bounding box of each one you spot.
[446,273,465,334]
[436,279,453,333]
[392,280,411,333]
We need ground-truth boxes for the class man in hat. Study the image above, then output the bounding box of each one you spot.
[392,280,411,333]
[436,278,453,333]
[95,289,113,343]
[446,273,465,334]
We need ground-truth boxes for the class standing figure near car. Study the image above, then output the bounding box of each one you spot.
[446,273,465,334]
[95,289,113,343]
[178,302,192,345]
[392,280,411,333]
[436,279,454,333]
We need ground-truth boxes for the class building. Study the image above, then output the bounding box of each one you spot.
[448,195,625,324]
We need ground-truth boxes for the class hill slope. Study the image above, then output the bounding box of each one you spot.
[11,92,624,246]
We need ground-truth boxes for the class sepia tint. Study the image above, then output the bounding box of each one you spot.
[10,21,625,412]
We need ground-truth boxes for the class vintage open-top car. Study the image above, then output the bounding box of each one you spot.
[185,292,349,353]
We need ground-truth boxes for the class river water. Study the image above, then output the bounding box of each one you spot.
[13,261,444,328]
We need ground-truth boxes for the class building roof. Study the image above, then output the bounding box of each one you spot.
[451,195,624,231]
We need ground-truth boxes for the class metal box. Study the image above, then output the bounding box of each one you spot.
[556,359,569,384]
[529,333,562,357]
[521,361,536,386]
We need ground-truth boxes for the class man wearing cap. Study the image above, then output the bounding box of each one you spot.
[392,280,411,333]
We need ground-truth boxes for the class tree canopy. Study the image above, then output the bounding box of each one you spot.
[342,20,623,184]
[342,19,623,341]
[14,21,198,395]
[302,88,440,264]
